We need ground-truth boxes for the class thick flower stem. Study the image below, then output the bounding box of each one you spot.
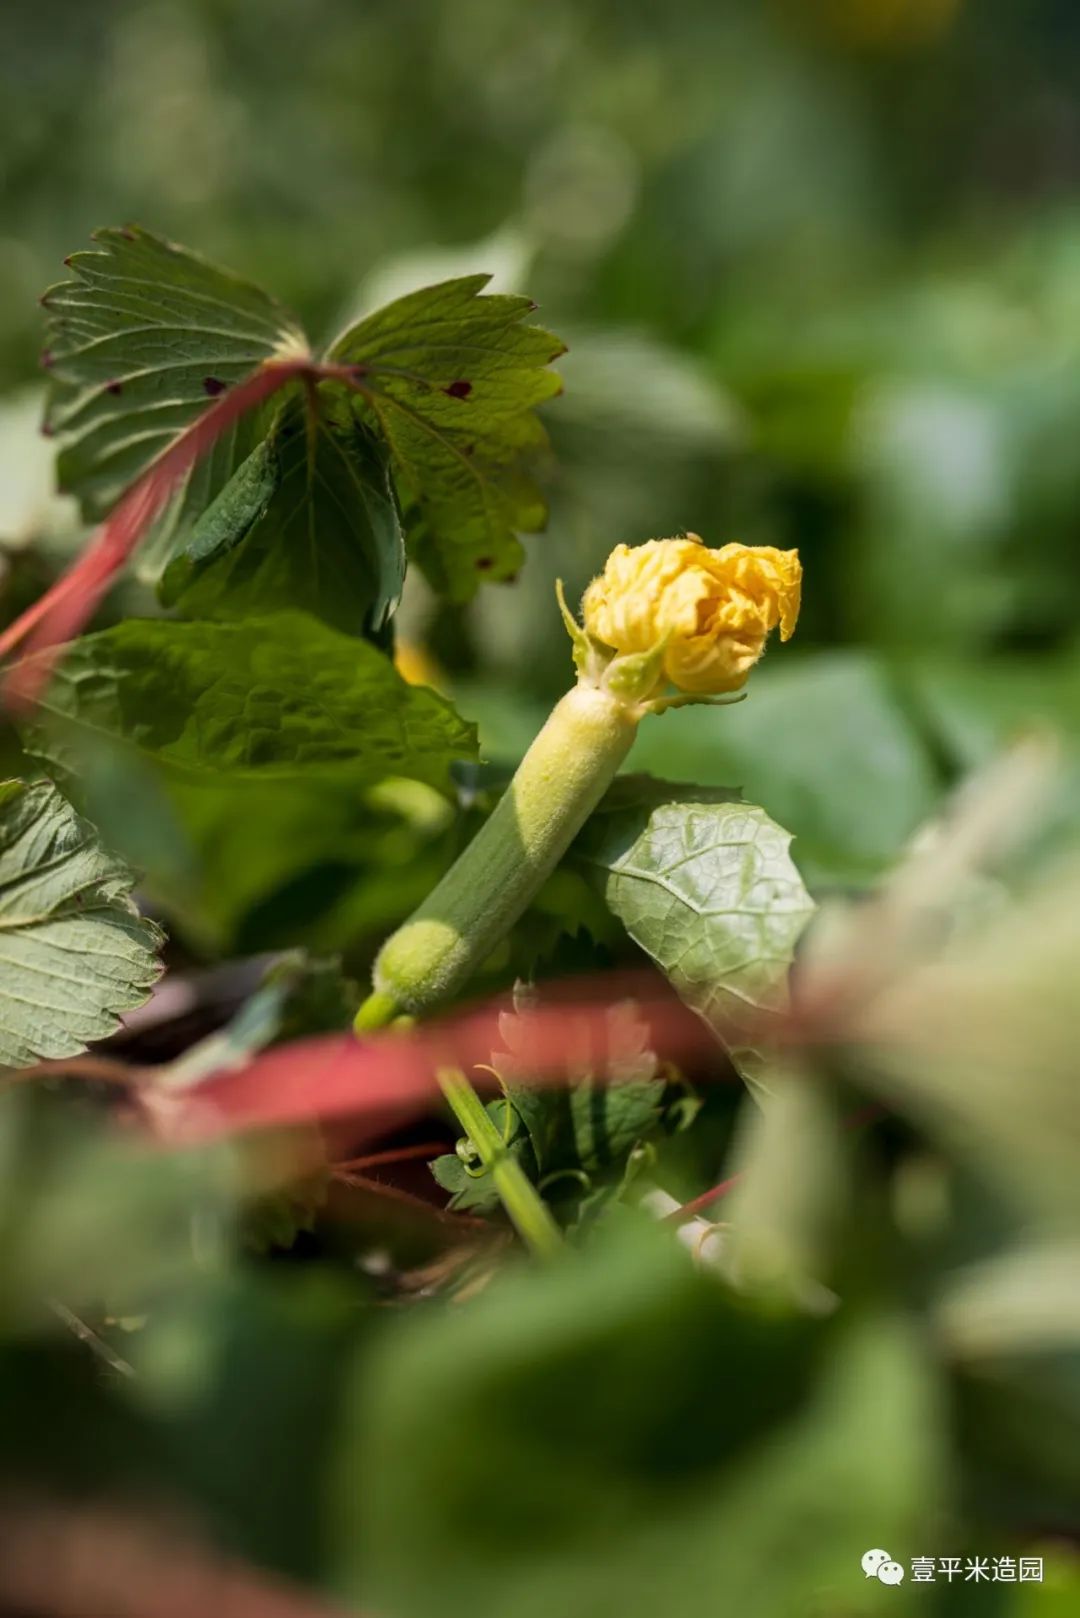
[437,1069,563,1259]
[354,680,638,1254]
[363,681,639,1023]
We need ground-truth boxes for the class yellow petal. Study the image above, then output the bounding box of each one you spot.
[582,536,801,697]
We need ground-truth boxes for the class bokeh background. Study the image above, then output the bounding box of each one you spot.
[3,7,1080,1614]
[4,0,1080,933]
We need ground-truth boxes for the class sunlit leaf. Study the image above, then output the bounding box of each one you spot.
[41,225,308,574]
[329,275,564,598]
[574,784,814,1078]
[27,612,477,793]
[0,778,162,1067]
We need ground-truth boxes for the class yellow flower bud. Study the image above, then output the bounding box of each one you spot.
[582,535,801,696]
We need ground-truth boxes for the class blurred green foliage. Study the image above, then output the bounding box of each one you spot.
[2,4,1080,1615]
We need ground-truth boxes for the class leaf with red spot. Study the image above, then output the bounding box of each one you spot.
[328,275,564,599]
[6,234,565,698]
[40,224,309,579]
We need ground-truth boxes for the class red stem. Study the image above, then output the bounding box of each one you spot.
[331,1141,446,1175]
[0,355,315,708]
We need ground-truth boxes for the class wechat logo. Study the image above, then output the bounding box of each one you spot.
[862,1549,905,1586]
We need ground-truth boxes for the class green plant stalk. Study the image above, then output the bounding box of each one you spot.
[353,611,668,1252]
[360,681,638,1025]
[355,674,640,1254]
[437,1068,563,1259]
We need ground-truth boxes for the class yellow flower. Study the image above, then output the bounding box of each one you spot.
[582,534,801,695]
[393,639,444,690]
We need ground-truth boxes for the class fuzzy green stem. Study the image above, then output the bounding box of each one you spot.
[354,989,400,1032]
[364,681,638,1022]
[437,1068,563,1259]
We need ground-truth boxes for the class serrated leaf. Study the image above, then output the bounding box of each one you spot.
[26,612,477,794]
[162,389,405,638]
[0,779,163,1068]
[432,999,667,1217]
[41,225,308,572]
[574,788,814,1074]
[495,997,665,1179]
[328,275,564,599]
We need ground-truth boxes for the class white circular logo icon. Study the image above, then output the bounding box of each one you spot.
[861,1549,891,1579]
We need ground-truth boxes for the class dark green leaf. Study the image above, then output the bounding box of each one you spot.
[496,997,665,1180]
[431,1000,667,1216]
[430,1098,534,1214]
[28,612,477,793]
[159,432,281,593]
[162,389,406,639]
[0,779,163,1068]
[334,1226,941,1618]
[328,275,564,599]
[0,1087,233,1323]
[41,225,308,571]
[161,773,453,954]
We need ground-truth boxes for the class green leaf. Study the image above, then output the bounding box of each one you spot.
[431,999,667,1217]
[0,1087,233,1324]
[573,785,814,1074]
[28,611,477,793]
[56,730,455,957]
[161,389,406,638]
[159,431,281,594]
[0,779,163,1068]
[430,1098,534,1214]
[328,275,564,599]
[334,1226,942,1618]
[496,998,665,1180]
[41,226,308,572]
[163,775,452,954]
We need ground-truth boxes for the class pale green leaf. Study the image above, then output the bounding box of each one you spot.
[328,275,564,599]
[574,786,814,1071]
[27,611,477,794]
[0,779,163,1068]
[41,224,308,571]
